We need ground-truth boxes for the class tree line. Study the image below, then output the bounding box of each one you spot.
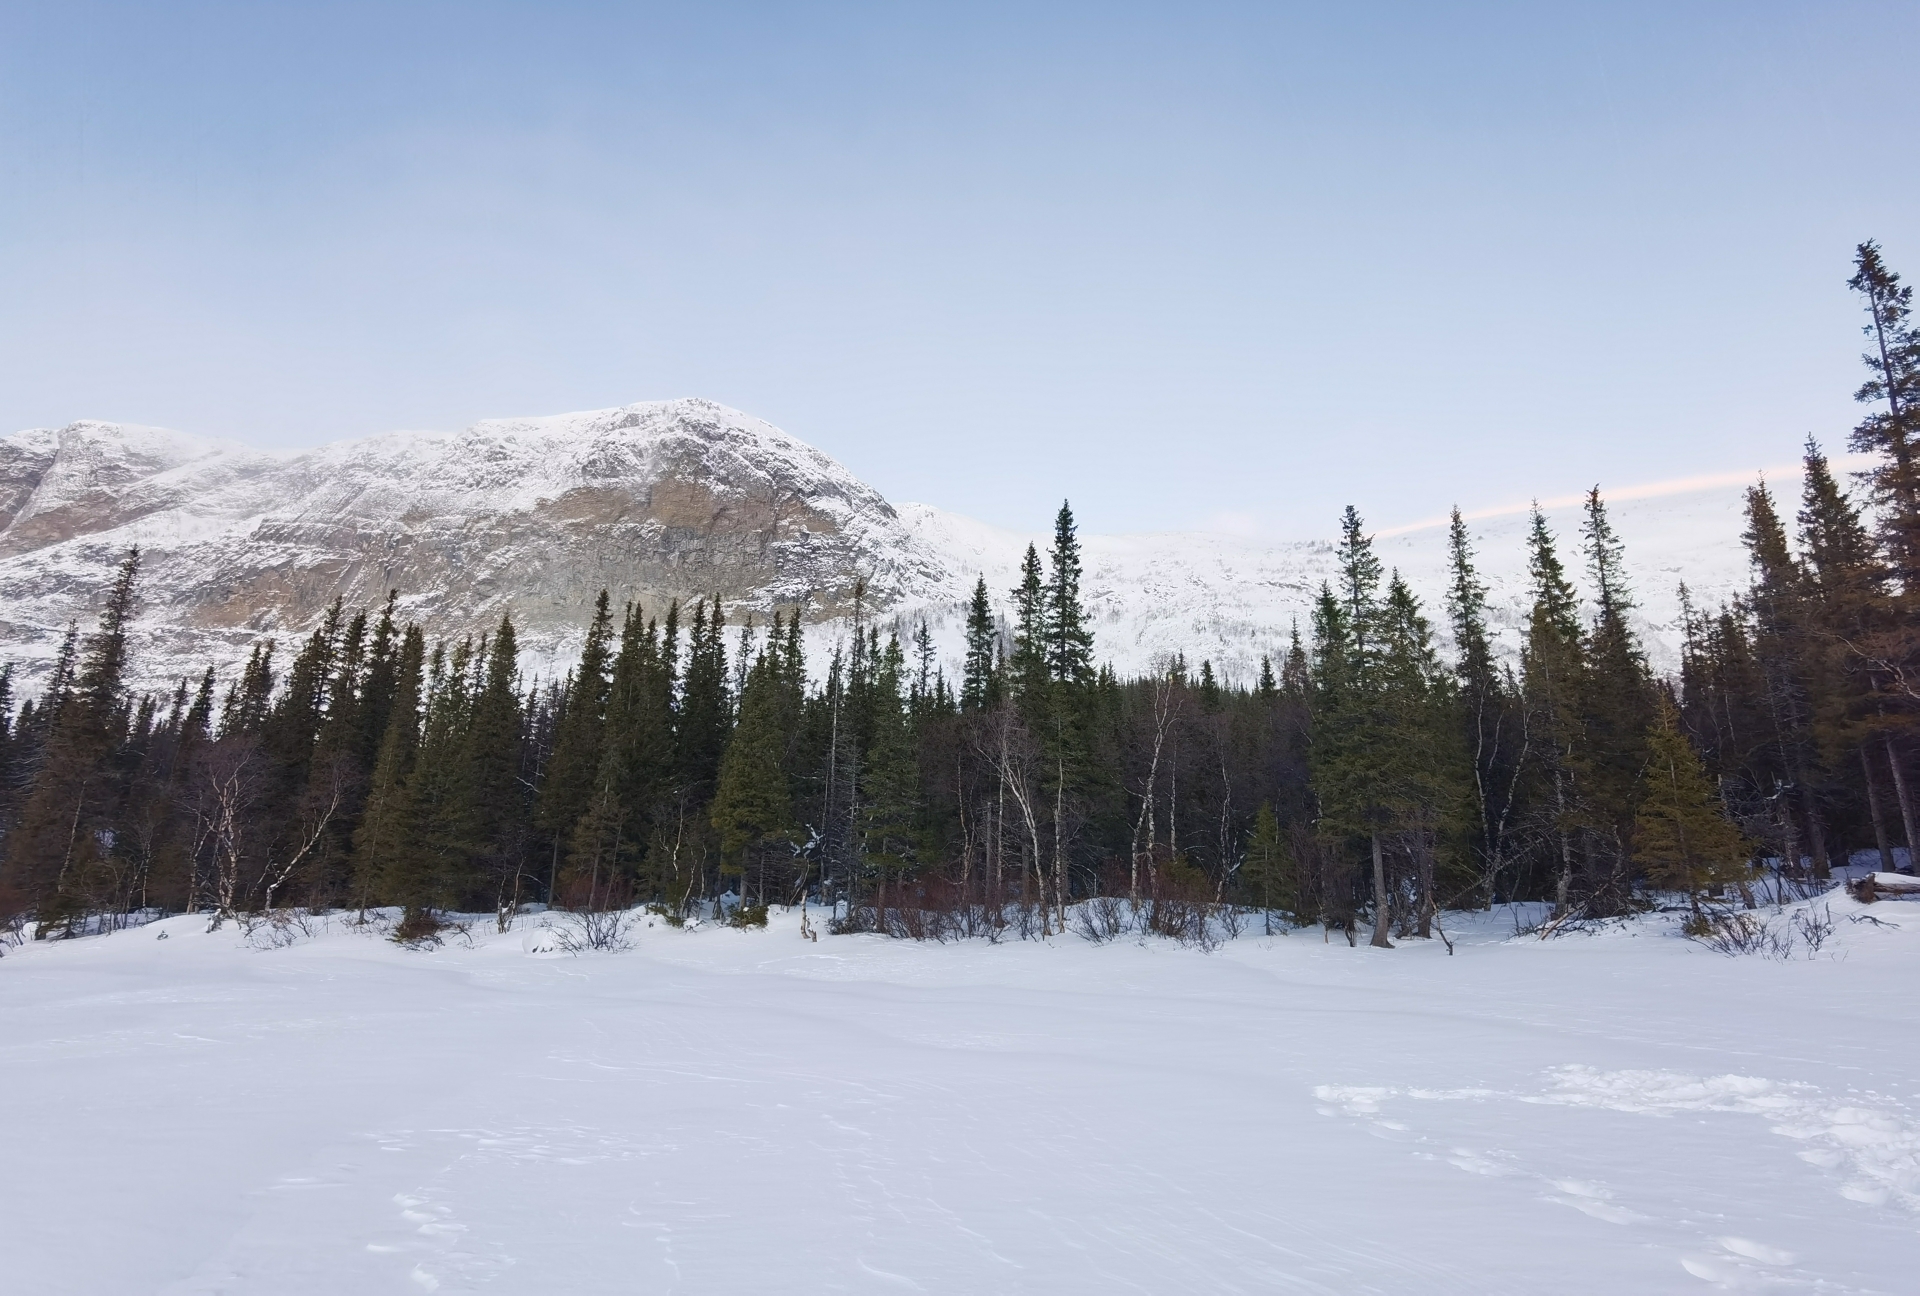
[2,241,1918,946]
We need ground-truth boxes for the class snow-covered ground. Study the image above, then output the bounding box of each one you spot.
[4,895,1917,1294]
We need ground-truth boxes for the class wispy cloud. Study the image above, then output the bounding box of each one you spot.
[1373,454,1880,538]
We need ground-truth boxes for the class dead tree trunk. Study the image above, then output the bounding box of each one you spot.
[1862,745,1897,872]
[1369,834,1393,949]
[1885,734,1918,868]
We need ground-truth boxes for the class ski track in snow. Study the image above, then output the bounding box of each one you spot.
[1316,1065,1920,1218]
[5,895,1918,1294]
[1313,1059,1920,1292]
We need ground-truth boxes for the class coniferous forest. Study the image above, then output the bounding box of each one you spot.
[5,242,1920,949]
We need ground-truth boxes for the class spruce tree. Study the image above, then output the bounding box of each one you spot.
[1847,241,1920,583]
[1444,506,1518,904]
[352,625,425,910]
[1520,505,1586,910]
[1046,502,1095,687]
[1008,546,1048,707]
[354,592,402,768]
[1807,446,1920,864]
[1376,572,1466,936]
[711,648,798,905]
[1575,489,1654,911]
[677,596,732,803]
[539,590,614,867]
[5,549,141,930]
[464,616,529,914]
[1198,661,1222,713]
[1310,509,1399,947]
[860,633,922,890]
[910,618,937,716]
[1742,478,1831,874]
[221,641,276,738]
[962,577,997,712]
[1635,693,1753,920]
[1240,801,1299,927]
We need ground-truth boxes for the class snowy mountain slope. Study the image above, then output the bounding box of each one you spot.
[0,401,951,691]
[0,398,1794,693]
[889,474,1770,684]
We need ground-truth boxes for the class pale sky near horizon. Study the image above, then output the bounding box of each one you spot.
[3,2,1916,540]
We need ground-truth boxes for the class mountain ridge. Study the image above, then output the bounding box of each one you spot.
[0,398,1772,694]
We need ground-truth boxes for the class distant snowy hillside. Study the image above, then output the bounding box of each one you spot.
[890,473,1777,683]
[0,399,1811,693]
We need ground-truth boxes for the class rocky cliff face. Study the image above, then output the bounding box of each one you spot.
[0,400,959,691]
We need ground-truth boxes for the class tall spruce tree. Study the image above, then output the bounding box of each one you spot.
[1742,479,1832,874]
[1008,546,1049,707]
[5,549,140,931]
[1575,489,1653,912]
[711,647,798,905]
[1311,509,1400,947]
[464,616,529,915]
[961,577,998,713]
[1375,572,1465,937]
[1520,506,1586,910]
[352,625,425,909]
[1046,503,1094,687]
[677,596,732,803]
[860,633,922,889]
[1445,506,1518,903]
[1847,241,1920,585]
[539,590,614,874]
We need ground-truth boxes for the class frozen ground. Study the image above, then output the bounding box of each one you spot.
[2,894,1917,1294]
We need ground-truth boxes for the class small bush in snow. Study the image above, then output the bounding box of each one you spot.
[241,908,326,950]
[551,908,634,953]
[1072,896,1132,944]
[1790,904,1835,954]
[1686,906,1836,960]
[391,907,447,948]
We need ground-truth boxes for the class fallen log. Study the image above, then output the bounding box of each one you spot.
[1849,872,1920,902]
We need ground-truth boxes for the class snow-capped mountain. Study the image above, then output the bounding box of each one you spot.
[0,400,950,691]
[0,397,1788,695]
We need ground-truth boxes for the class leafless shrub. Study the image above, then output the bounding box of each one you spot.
[1790,903,1835,955]
[550,907,634,954]
[893,904,964,942]
[1073,895,1132,944]
[827,904,872,935]
[1217,903,1247,941]
[1143,896,1221,951]
[241,907,326,950]
[1687,909,1792,958]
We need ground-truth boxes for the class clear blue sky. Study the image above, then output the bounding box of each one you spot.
[2,2,1915,538]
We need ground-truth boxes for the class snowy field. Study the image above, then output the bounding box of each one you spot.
[3,896,1918,1294]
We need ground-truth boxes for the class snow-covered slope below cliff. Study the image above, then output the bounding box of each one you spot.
[888,472,1772,684]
